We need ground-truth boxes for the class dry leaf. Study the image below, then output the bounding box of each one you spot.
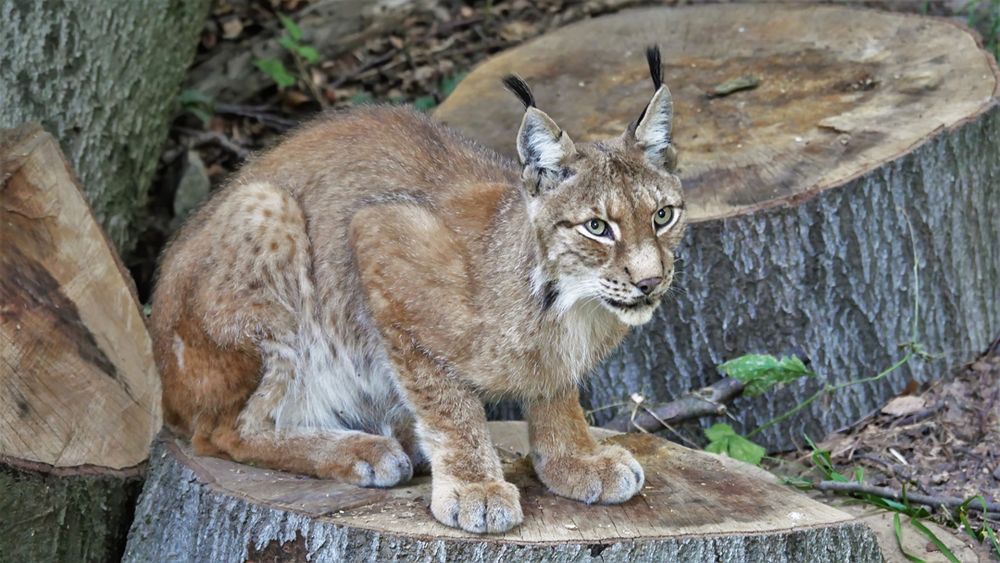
[881,395,926,417]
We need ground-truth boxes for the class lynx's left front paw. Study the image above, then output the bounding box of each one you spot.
[533,445,644,504]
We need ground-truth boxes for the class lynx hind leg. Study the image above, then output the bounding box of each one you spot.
[185,181,411,487]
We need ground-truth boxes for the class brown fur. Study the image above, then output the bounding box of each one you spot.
[151,61,684,533]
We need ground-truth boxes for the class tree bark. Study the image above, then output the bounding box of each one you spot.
[1,125,161,561]
[0,0,211,256]
[0,458,144,563]
[124,422,882,562]
[434,4,1000,450]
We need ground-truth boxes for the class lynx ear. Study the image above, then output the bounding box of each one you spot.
[503,75,576,194]
[632,46,677,172]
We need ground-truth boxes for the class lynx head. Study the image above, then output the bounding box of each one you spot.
[504,46,686,326]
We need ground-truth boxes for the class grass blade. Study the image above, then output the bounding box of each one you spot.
[894,513,925,563]
[984,523,1000,559]
[909,518,959,563]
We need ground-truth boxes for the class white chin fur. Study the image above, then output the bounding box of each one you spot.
[604,303,657,326]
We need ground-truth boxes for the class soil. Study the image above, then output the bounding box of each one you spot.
[771,342,1000,557]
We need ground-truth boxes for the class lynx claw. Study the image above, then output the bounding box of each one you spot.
[534,445,644,505]
[431,479,523,534]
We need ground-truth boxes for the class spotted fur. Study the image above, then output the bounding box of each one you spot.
[150,48,685,534]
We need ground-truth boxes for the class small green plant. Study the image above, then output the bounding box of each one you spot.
[254,14,324,104]
[965,0,1000,60]
[177,89,214,125]
[411,72,468,112]
[796,437,999,561]
[717,353,813,397]
[703,422,765,465]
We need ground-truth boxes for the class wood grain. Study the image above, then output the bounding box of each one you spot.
[0,124,160,469]
[436,4,997,222]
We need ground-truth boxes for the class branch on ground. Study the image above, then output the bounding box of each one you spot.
[603,377,745,433]
[814,480,1000,514]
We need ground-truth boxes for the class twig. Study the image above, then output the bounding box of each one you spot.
[214,103,299,131]
[603,377,745,433]
[175,128,251,160]
[815,480,1000,513]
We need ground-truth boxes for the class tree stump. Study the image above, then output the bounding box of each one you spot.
[434,4,1000,448]
[124,422,880,562]
[0,125,160,561]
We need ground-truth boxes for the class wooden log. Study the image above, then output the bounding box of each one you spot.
[433,5,1000,449]
[124,422,881,562]
[0,124,161,561]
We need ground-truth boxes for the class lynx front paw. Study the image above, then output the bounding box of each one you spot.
[318,434,413,488]
[430,479,523,534]
[533,445,644,504]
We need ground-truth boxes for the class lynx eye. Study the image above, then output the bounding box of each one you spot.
[653,206,678,230]
[584,218,611,238]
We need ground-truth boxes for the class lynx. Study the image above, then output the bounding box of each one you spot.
[150,46,685,534]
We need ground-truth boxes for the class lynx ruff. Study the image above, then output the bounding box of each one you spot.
[150,47,685,534]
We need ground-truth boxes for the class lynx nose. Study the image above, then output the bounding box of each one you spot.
[635,277,662,295]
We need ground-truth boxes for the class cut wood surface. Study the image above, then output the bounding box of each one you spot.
[0,124,161,561]
[0,124,161,469]
[124,422,881,562]
[435,5,1000,448]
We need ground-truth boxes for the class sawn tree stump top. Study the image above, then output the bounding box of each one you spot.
[166,422,858,545]
[435,4,999,222]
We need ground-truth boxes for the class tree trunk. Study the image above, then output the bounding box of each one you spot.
[0,125,161,561]
[124,422,882,562]
[0,0,211,256]
[434,4,1000,450]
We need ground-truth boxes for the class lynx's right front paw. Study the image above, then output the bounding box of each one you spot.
[533,444,644,504]
[430,478,523,534]
[317,434,413,488]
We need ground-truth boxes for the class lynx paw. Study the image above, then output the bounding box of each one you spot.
[533,445,644,504]
[318,434,413,488]
[431,479,523,534]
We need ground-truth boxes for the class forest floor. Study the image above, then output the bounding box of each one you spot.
[769,344,1000,560]
[135,0,999,557]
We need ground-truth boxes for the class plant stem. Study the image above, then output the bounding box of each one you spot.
[748,352,914,438]
[293,53,327,108]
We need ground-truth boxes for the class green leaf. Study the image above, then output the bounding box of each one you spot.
[984,524,1000,559]
[278,13,302,41]
[278,35,298,52]
[296,45,319,64]
[703,423,766,466]
[718,354,813,397]
[957,511,980,543]
[881,498,908,512]
[254,58,295,88]
[350,92,375,105]
[439,72,467,97]
[853,466,865,484]
[894,513,926,563]
[909,518,959,563]
[177,89,214,107]
[704,422,735,442]
[187,107,213,126]
[413,95,438,111]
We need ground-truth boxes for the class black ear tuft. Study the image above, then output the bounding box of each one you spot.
[646,45,662,91]
[502,74,536,109]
